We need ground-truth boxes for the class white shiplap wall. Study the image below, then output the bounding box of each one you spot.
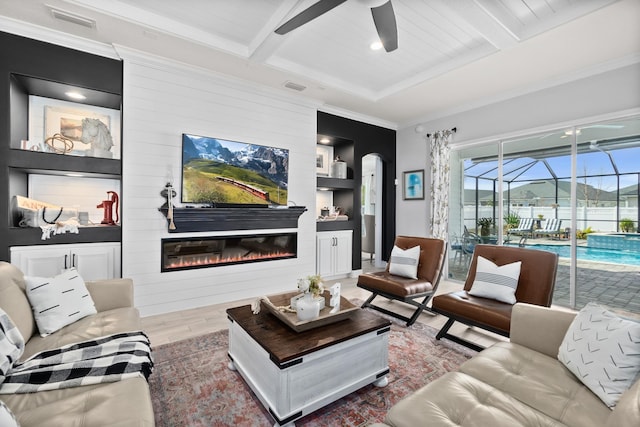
[118,48,319,317]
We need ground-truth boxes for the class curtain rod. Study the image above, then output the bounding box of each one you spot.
[426,127,457,138]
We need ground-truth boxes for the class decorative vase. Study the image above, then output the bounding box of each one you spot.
[296,293,321,321]
[330,156,347,179]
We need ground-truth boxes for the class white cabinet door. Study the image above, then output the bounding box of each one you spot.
[316,233,335,277]
[10,246,67,278]
[72,243,119,281]
[333,232,353,276]
[11,243,121,280]
[316,230,352,278]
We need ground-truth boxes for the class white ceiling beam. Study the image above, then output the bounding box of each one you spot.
[248,0,307,62]
[441,0,520,49]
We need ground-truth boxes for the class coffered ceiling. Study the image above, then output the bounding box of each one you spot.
[1,0,638,127]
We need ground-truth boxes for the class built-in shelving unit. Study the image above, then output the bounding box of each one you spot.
[315,134,356,277]
[317,111,397,272]
[316,135,355,234]
[0,31,123,261]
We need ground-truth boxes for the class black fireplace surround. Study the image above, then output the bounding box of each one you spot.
[161,232,297,272]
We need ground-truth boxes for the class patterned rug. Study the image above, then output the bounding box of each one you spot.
[149,315,476,427]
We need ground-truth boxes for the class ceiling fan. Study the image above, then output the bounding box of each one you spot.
[275,0,398,52]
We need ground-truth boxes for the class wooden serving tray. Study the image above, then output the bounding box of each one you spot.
[261,290,359,332]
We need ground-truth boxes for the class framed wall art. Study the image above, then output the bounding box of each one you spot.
[402,169,424,200]
[43,104,115,157]
[45,105,111,141]
[316,145,332,176]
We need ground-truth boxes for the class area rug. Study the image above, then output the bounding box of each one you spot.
[148,314,476,427]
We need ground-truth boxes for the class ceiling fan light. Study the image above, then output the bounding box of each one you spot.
[370,40,383,50]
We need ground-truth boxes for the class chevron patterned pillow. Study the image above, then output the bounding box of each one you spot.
[558,302,640,408]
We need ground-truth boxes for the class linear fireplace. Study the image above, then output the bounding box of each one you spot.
[161,232,297,272]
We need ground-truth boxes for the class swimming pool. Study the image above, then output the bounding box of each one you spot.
[520,244,640,267]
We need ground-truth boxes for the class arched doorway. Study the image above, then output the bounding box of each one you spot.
[362,154,384,268]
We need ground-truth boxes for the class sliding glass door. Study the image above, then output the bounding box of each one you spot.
[449,115,640,311]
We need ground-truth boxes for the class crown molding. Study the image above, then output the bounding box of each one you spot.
[318,104,398,131]
[0,16,120,60]
[450,107,640,148]
[403,53,640,130]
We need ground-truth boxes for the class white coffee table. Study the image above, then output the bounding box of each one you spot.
[227,304,391,427]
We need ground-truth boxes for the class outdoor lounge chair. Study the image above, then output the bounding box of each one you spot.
[534,218,562,239]
[507,218,534,237]
[431,244,558,351]
[357,236,447,326]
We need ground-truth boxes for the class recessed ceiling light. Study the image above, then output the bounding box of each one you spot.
[65,91,86,100]
[319,137,330,144]
[370,41,383,51]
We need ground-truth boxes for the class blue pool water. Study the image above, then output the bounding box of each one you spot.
[522,244,640,267]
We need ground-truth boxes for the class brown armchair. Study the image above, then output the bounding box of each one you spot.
[431,244,558,351]
[357,236,447,326]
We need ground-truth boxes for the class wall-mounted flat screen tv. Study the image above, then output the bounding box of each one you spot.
[181,134,288,206]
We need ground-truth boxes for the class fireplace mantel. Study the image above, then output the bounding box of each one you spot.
[158,206,307,232]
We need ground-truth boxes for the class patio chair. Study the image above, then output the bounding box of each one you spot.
[507,218,534,238]
[534,218,562,239]
[431,244,558,351]
[357,236,447,326]
[451,227,479,266]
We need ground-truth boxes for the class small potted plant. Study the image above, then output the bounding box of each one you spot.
[620,218,636,233]
[477,217,494,237]
[293,275,325,321]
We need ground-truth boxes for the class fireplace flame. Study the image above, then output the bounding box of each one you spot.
[165,250,295,270]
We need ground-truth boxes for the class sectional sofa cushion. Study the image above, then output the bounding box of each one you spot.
[461,341,611,427]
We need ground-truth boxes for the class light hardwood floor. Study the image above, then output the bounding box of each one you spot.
[141,262,504,349]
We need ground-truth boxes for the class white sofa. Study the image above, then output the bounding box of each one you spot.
[372,303,640,427]
[0,261,155,427]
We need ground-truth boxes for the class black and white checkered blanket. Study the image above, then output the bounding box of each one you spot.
[0,331,153,394]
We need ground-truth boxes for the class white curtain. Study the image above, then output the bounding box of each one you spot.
[429,130,454,240]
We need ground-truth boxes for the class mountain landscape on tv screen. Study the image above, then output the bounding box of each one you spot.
[182,134,288,205]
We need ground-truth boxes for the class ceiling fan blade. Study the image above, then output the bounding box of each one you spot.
[275,0,347,35]
[371,0,398,52]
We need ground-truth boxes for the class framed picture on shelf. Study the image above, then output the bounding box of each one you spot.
[316,145,332,176]
[45,106,111,142]
[402,169,424,200]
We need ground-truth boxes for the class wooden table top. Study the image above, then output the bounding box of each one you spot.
[227,304,391,365]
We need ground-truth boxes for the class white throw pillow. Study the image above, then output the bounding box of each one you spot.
[468,256,521,304]
[0,400,19,427]
[388,245,420,279]
[558,302,640,408]
[25,268,97,337]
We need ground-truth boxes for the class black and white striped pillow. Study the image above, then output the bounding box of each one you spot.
[389,245,420,279]
[25,268,96,337]
[468,256,521,304]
